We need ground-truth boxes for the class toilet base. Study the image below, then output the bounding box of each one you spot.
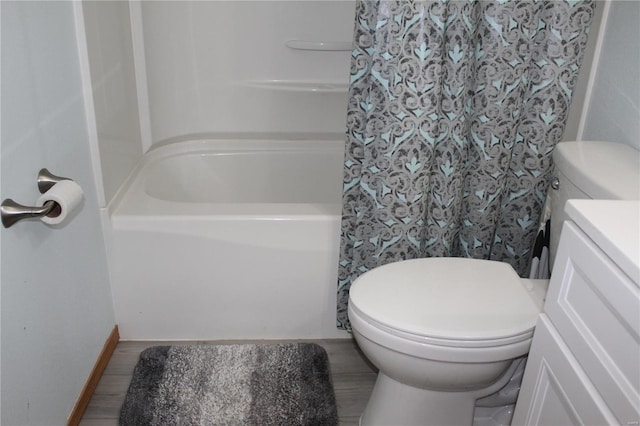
[360,373,477,426]
[360,367,516,426]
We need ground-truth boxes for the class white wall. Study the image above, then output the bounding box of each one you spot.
[82,1,143,205]
[561,1,605,142]
[140,1,356,144]
[1,2,115,424]
[581,1,640,150]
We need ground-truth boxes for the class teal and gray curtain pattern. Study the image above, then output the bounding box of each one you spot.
[337,0,595,329]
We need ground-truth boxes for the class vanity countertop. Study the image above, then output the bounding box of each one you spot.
[565,199,640,284]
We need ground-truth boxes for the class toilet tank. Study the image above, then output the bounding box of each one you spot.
[549,141,640,266]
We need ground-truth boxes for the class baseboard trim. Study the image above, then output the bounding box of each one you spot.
[68,325,120,426]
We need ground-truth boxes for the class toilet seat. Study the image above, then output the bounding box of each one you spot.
[348,258,541,346]
[349,303,534,349]
[348,302,534,363]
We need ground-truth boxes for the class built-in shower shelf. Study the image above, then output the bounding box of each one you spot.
[285,40,352,51]
[243,80,348,93]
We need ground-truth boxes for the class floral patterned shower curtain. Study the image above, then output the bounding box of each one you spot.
[337,0,595,329]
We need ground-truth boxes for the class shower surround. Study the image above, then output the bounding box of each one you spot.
[99,1,357,339]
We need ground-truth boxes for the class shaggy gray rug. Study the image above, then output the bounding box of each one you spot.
[119,343,338,425]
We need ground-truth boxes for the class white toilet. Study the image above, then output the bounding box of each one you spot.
[348,141,640,426]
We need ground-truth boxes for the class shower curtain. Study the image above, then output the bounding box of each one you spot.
[337,0,595,329]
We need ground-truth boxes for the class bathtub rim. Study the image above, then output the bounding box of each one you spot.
[108,134,346,218]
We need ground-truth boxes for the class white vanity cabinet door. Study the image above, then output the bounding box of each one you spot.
[512,316,617,426]
[545,221,640,424]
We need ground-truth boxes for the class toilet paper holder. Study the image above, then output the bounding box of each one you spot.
[1,169,70,228]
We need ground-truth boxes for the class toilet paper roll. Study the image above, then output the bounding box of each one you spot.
[37,180,84,225]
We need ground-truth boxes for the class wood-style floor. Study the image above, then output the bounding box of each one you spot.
[79,339,378,425]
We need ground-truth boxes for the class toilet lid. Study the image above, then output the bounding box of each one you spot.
[348,258,541,342]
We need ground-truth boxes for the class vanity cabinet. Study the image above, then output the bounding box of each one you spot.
[513,201,640,426]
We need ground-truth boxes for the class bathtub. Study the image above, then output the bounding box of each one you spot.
[109,136,349,340]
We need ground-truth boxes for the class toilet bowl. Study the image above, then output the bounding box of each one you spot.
[348,258,547,426]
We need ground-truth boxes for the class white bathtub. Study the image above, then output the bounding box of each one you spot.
[109,137,349,340]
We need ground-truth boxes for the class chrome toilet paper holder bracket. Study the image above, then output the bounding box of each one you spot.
[1,169,70,228]
[37,168,70,194]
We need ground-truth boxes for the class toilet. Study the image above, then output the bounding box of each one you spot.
[348,141,640,426]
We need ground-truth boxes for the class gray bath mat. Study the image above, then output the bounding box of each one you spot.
[119,343,338,425]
